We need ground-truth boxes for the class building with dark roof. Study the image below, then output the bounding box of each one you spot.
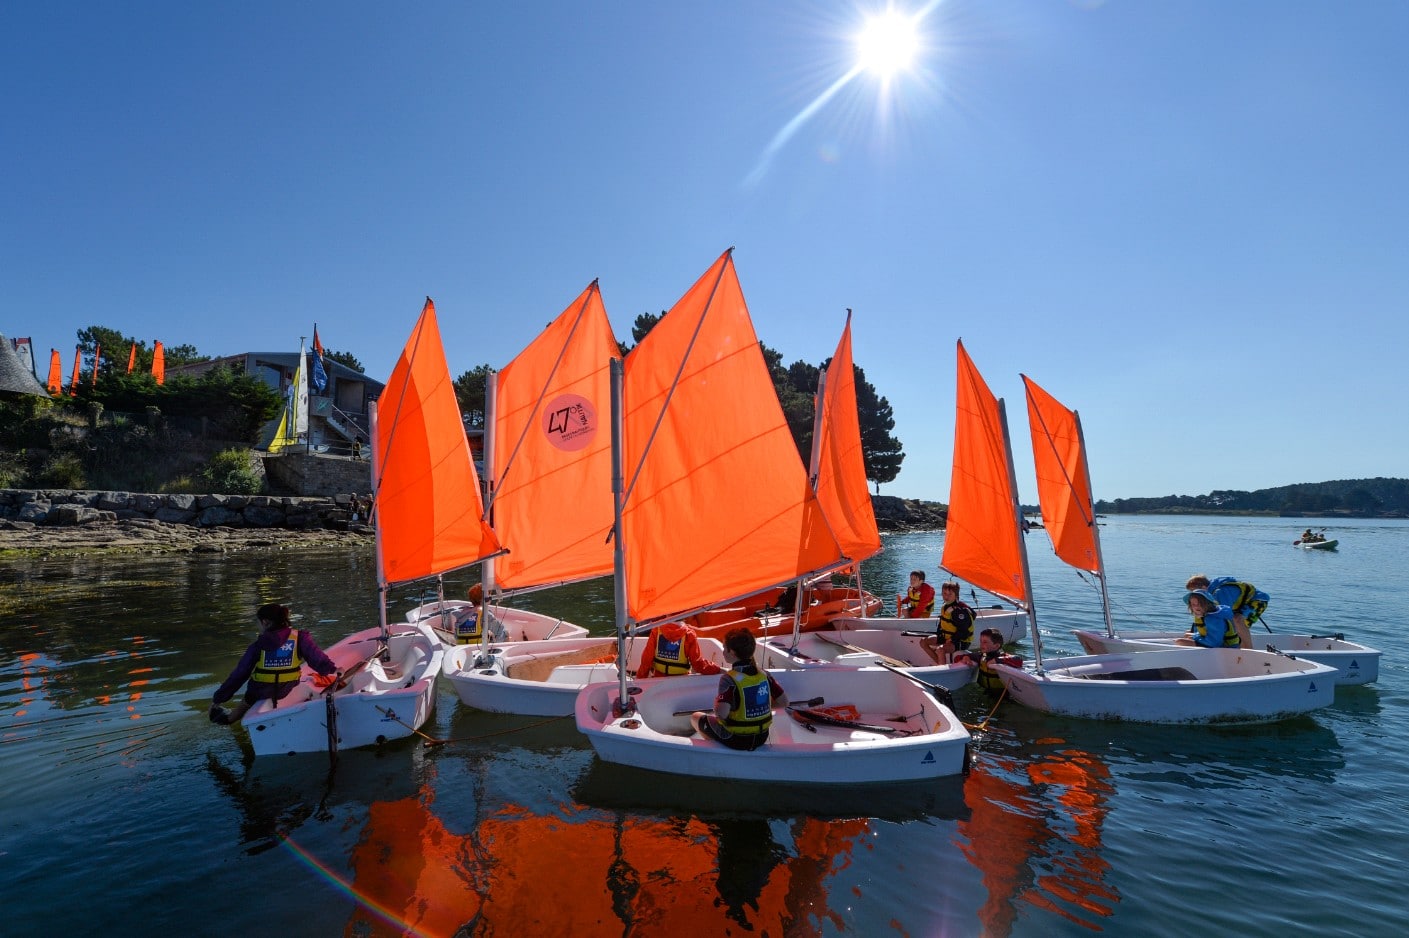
[1,334,49,398]
[169,352,385,452]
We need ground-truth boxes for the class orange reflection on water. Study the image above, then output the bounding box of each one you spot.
[344,793,869,936]
[960,745,1117,935]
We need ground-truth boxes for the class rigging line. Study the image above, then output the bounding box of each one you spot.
[484,280,602,520]
[620,249,733,511]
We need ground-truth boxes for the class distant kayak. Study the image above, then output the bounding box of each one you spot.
[1296,538,1338,550]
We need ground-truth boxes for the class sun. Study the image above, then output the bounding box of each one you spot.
[855,9,920,78]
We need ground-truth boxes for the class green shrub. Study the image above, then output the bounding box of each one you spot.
[200,448,262,495]
[36,453,86,489]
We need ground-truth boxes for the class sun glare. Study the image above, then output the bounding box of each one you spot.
[856,10,920,77]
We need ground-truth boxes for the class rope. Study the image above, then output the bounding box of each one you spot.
[962,685,1008,733]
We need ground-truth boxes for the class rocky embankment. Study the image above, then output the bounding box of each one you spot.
[871,496,946,532]
[0,488,372,555]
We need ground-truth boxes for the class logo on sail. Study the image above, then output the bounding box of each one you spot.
[543,393,598,452]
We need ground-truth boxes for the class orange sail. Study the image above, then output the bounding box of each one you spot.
[1023,375,1099,574]
[69,347,81,394]
[940,340,1026,604]
[490,281,620,590]
[151,341,165,385]
[622,250,843,623]
[814,313,881,562]
[126,342,136,373]
[375,298,502,585]
[46,349,61,395]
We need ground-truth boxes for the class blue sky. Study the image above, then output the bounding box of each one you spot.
[4,2,1406,501]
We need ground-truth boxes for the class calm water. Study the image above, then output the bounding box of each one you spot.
[3,515,1406,936]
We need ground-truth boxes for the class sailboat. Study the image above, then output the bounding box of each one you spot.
[575,250,969,783]
[267,340,310,453]
[754,316,974,693]
[240,300,487,755]
[440,281,729,716]
[410,283,634,649]
[976,356,1337,723]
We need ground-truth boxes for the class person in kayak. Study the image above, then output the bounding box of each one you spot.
[209,603,338,725]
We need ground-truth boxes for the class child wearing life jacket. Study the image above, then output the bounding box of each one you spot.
[209,603,338,725]
[639,621,721,677]
[691,627,788,751]
[952,628,1021,694]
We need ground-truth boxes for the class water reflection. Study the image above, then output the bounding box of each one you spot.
[960,741,1117,935]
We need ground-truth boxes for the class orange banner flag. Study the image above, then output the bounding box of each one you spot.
[92,344,101,387]
[47,349,62,395]
[126,342,137,373]
[70,347,81,395]
[151,341,165,385]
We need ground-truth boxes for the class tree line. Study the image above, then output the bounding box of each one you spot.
[452,310,906,488]
[1093,478,1409,516]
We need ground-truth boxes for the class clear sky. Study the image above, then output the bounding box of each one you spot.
[4,2,1406,502]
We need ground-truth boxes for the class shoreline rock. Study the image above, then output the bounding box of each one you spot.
[0,487,373,556]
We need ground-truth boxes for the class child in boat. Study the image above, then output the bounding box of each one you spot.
[691,628,789,751]
[638,621,721,677]
[921,580,975,663]
[897,570,935,618]
[209,603,338,725]
[1185,574,1268,650]
[451,584,509,645]
[952,628,1012,694]
[1176,589,1239,648]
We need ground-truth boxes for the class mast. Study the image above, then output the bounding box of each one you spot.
[998,398,1042,670]
[1074,411,1116,639]
[790,367,829,647]
[369,401,389,649]
[610,358,632,715]
[483,371,499,597]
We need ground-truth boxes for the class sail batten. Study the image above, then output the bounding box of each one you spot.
[489,282,620,590]
[940,340,1028,605]
[376,299,502,585]
[621,250,844,623]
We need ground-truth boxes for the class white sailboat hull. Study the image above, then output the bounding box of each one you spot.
[757,630,974,692]
[243,624,444,756]
[994,647,1337,724]
[443,635,729,717]
[406,601,589,644]
[829,606,1029,645]
[575,667,971,784]
[1072,628,1380,685]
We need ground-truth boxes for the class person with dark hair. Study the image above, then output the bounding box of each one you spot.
[639,621,721,677]
[209,603,338,725]
[952,627,1014,694]
[691,628,788,751]
[897,570,934,618]
[921,581,975,663]
[1185,573,1267,650]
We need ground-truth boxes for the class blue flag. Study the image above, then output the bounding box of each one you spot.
[310,326,329,393]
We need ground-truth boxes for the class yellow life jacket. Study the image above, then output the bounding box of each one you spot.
[905,585,935,618]
[938,600,975,647]
[976,654,1005,693]
[651,633,690,675]
[454,607,482,645]
[722,667,773,736]
[252,630,304,684]
[1193,613,1240,647]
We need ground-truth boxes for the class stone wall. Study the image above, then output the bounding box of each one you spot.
[0,488,364,530]
[260,452,372,498]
